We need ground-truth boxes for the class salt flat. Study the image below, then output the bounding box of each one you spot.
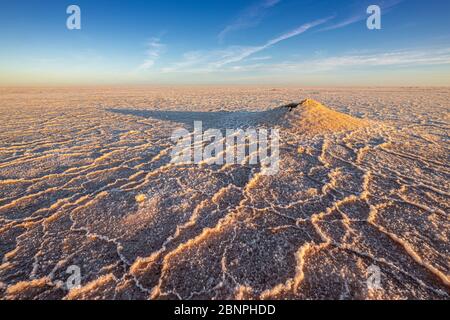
[0,86,448,300]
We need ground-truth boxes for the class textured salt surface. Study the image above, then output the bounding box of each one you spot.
[0,87,448,300]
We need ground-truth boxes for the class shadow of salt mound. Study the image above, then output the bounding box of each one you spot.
[107,107,290,131]
[108,100,368,135]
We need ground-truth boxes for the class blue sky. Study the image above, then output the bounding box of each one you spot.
[0,0,449,85]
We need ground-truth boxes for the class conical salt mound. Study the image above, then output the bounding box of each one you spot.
[277,99,368,135]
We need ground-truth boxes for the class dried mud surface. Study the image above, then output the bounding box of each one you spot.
[0,86,448,300]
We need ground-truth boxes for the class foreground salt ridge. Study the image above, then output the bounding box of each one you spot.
[0,87,448,300]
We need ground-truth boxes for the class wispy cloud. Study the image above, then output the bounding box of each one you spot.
[216,17,332,67]
[137,37,165,71]
[248,55,272,61]
[320,15,365,31]
[312,48,450,69]
[223,48,450,73]
[160,47,450,78]
[163,17,331,73]
[218,0,281,43]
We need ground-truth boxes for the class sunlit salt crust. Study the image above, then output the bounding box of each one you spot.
[0,86,448,300]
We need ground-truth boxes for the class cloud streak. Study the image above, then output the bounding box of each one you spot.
[160,47,450,77]
[162,17,331,73]
[137,37,165,71]
[216,17,332,67]
[224,48,450,74]
[218,0,281,43]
